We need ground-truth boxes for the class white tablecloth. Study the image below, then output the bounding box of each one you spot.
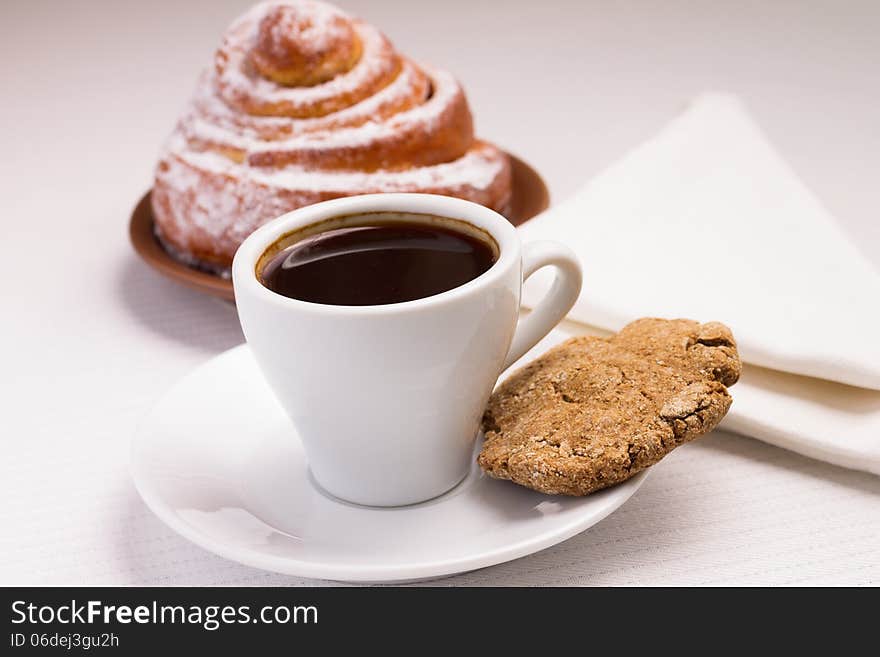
[2,0,878,586]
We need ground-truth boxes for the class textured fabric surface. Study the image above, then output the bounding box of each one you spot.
[2,0,879,586]
[1,264,878,586]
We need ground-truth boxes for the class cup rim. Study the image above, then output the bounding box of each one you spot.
[231,193,522,316]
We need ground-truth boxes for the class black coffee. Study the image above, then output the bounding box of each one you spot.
[260,219,497,306]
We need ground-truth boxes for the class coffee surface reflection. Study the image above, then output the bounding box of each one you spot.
[260,220,497,306]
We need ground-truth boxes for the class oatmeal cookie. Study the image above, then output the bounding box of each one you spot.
[479,318,741,495]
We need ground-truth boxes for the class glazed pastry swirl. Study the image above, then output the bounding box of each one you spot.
[153,0,512,271]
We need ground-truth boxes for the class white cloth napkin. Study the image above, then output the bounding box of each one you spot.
[721,363,880,476]
[521,93,880,391]
[520,94,880,475]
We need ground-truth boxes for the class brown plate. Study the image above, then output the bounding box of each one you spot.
[129,153,549,301]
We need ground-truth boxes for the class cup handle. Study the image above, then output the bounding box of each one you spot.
[502,241,583,370]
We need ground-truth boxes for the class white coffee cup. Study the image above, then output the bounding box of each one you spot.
[233,193,581,506]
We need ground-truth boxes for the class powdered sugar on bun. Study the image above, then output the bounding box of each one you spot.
[153,0,512,270]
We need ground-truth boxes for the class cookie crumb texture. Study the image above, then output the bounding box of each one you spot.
[479,318,741,496]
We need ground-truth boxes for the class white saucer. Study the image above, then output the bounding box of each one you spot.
[132,340,647,583]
